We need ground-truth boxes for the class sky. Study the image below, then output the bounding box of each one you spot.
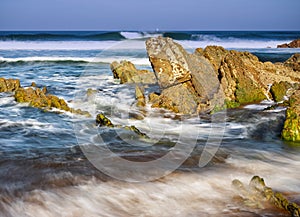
[0,0,299,31]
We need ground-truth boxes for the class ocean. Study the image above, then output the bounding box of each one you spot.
[0,31,300,217]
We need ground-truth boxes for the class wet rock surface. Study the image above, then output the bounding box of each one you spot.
[96,113,148,137]
[232,176,300,217]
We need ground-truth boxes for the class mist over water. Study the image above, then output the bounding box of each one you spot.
[0,31,300,216]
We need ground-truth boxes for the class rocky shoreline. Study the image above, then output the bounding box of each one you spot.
[1,37,299,142]
[110,36,300,142]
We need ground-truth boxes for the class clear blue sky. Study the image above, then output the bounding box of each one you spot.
[0,0,299,31]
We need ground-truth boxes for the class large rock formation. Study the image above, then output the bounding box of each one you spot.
[278,39,300,48]
[146,37,224,114]
[144,37,299,114]
[282,90,300,142]
[110,60,156,84]
[200,46,299,103]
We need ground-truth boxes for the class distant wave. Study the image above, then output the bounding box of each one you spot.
[1,31,299,42]
[0,56,151,66]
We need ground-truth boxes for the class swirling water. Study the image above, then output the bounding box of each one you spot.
[0,31,300,217]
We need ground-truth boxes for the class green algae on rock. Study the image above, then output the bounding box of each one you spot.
[282,90,300,142]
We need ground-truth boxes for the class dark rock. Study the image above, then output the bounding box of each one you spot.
[96,113,148,137]
[282,90,300,142]
[96,113,114,127]
[278,39,300,48]
[110,60,156,84]
[0,78,21,92]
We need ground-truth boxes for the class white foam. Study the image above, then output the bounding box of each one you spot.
[0,40,147,51]
[0,56,151,66]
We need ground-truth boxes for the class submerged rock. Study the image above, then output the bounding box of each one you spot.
[278,39,300,48]
[96,113,148,137]
[232,176,300,216]
[110,60,156,84]
[0,78,21,92]
[282,90,300,142]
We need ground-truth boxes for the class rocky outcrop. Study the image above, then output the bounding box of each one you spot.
[282,90,300,142]
[232,176,300,217]
[0,78,21,92]
[201,46,300,104]
[285,53,300,72]
[14,86,90,116]
[146,37,223,114]
[96,113,148,137]
[110,61,156,84]
[278,39,300,48]
[144,37,300,114]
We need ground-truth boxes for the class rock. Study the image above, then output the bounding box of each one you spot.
[146,37,223,114]
[110,60,156,84]
[31,82,37,87]
[135,84,146,107]
[282,90,300,142]
[278,39,300,48]
[14,87,90,116]
[285,53,300,72]
[232,176,300,216]
[0,78,21,92]
[96,113,148,137]
[96,113,114,127]
[270,81,292,102]
[201,46,300,105]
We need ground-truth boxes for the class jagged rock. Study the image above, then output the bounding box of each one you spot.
[135,84,146,107]
[110,60,156,84]
[0,78,21,92]
[285,53,300,72]
[14,87,90,116]
[146,37,223,114]
[96,113,148,137]
[278,39,300,48]
[232,176,300,216]
[282,90,300,142]
[201,46,300,105]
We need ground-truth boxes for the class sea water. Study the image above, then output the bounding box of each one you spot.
[0,31,300,217]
